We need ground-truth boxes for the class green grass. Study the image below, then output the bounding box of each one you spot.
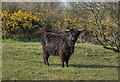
[2,39,119,80]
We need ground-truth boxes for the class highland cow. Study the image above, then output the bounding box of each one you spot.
[41,28,85,67]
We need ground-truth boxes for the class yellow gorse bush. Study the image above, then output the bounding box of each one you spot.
[89,22,115,36]
[55,18,84,29]
[63,18,84,28]
[2,10,44,35]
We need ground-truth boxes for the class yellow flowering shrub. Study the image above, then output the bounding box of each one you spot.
[63,18,84,28]
[2,10,44,35]
[88,22,115,36]
[55,18,84,29]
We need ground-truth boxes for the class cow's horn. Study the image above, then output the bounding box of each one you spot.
[78,27,87,31]
[66,29,69,31]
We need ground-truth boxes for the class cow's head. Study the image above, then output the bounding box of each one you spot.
[65,27,86,42]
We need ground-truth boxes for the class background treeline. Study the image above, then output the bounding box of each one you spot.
[1,2,120,52]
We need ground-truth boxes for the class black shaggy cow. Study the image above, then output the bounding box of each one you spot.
[41,28,85,67]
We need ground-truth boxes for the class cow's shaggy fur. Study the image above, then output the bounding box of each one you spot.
[41,29,81,67]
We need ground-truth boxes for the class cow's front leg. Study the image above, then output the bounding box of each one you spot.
[66,60,69,67]
[60,54,66,67]
[66,56,70,67]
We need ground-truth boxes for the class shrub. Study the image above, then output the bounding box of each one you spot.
[2,10,45,36]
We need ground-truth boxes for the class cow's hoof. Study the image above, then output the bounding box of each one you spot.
[62,65,64,67]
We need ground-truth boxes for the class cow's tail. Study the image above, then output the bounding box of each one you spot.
[40,32,48,44]
[41,32,46,40]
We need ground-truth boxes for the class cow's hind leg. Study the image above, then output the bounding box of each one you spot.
[62,61,64,67]
[43,52,49,66]
[43,55,49,66]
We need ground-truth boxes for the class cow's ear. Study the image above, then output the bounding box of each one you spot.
[69,29,74,32]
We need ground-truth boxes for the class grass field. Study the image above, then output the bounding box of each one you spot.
[2,39,119,80]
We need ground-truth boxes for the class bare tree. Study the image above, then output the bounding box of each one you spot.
[86,2,120,52]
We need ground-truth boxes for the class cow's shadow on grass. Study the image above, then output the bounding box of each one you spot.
[50,64,120,68]
[69,64,120,68]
